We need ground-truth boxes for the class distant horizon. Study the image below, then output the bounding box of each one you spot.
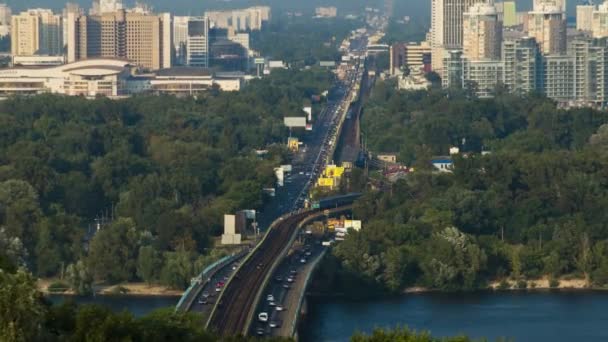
[0,0,585,17]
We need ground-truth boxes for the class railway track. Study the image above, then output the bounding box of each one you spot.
[208,211,311,336]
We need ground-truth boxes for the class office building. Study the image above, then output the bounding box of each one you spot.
[463,2,503,60]
[390,41,432,75]
[502,37,543,94]
[11,9,63,57]
[527,1,567,54]
[209,28,250,71]
[0,4,10,37]
[0,59,132,98]
[173,16,189,65]
[206,6,270,32]
[66,10,172,70]
[593,2,608,38]
[186,17,209,68]
[0,58,244,99]
[62,3,83,50]
[577,3,595,32]
[390,43,406,75]
[430,0,485,70]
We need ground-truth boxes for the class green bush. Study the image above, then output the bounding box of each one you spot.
[108,285,129,295]
[549,278,560,288]
[497,279,510,290]
[516,280,528,289]
[47,281,70,293]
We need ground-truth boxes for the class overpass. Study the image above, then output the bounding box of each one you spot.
[205,206,352,337]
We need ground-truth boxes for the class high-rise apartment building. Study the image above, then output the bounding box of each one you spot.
[0,4,11,37]
[462,59,504,97]
[593,2,608,38]
[206,6,270,32]
[463,2,503,61]
[66,10,172,70]
[527,1,567,55]
[430,0,485,70]
[11,9,62,57]
[542,54,575,100]
[500,1,517,27]
[577,3,595,32]
[502,37,543,94]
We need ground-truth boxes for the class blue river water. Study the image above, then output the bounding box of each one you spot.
[300,291,608,342]
[47,294,179,317]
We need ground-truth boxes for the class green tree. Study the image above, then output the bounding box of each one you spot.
[87,218,138,283]
[0,269,46,342]
[137,246,161,285]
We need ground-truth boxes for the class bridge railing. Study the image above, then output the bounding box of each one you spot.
[288,248,328,337]
[175,250,247,313]
[205,208,310,329]
[243,206,353,334]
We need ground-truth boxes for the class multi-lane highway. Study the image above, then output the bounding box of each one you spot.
[207,211,311,336]
[202,31,370,338]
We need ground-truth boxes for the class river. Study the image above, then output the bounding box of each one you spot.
[300,291,608,342]
[47,295,179,317]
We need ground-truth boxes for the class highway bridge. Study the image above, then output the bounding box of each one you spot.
[206,206,352,337]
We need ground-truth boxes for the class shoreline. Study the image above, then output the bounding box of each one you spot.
[38,279,184,298]
[306,277,608,299]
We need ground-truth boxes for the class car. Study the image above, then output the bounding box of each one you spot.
[269,301,276,307]
[269,321,280,328]
[290,269,297,275]
[198,298,207,304]
[305,251,312,257]
[300,258,307,264]
[257,263,264,269]
[256,327,265,336]
[287,277,294,283]
[266,294,275,302]
[215,287,222,292]
[216,281,225,288]
[275,305,285,311]
[202,291,210,298]
[275,276,283,282]
[231,263,239,270]
[222,276,229,282]
[258,312,269,322]
[283,283,291,289]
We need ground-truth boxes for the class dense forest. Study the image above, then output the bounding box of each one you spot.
[322,82,608,292]
[252,15,360,67]
[0,68,333,292]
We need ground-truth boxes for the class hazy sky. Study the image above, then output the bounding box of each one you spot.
[2,0,575,16]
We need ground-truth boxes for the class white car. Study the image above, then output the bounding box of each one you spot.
[275,305,285,311]
[266,294,275,302]
[269,321,280,328]
[258,312,269,322]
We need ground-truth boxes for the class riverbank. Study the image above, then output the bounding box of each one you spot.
[401,277,598,294]
[38,279,182,297]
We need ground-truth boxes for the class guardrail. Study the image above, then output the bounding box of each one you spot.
[288,248,328,337]
[204,208,308,329]
[242,206,353,334]
[176,252,239,312]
